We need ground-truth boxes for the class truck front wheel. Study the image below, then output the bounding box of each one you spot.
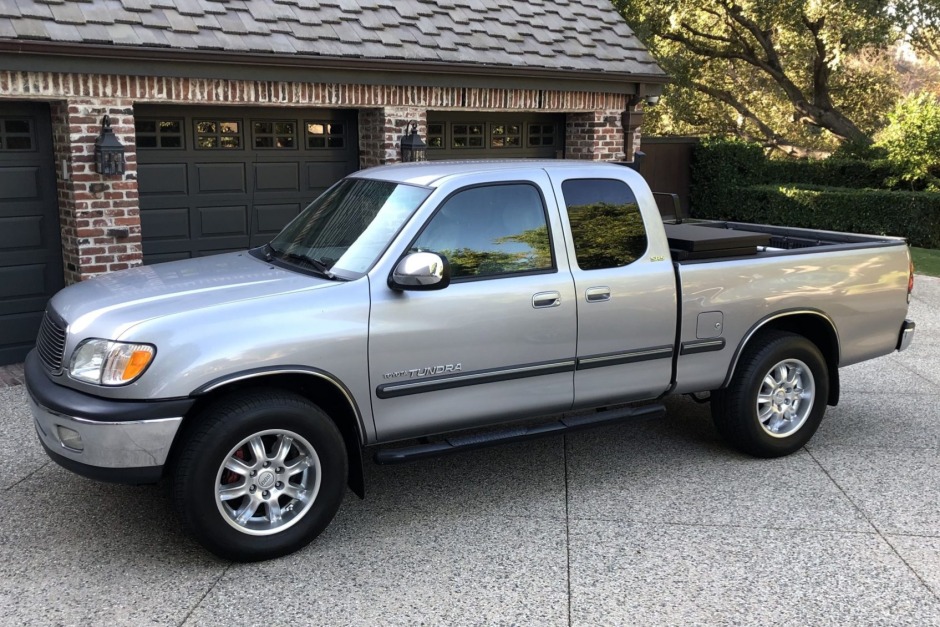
[172,389,347,561]
[711,331,829,457]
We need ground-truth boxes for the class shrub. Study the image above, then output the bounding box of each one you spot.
[762,158,894,189]
[691,184,940,249]
[690,137,765,210]
[876,91,940,190]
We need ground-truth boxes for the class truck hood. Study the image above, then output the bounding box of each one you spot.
[51,252,336,338]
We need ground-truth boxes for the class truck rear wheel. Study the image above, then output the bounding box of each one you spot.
[172,389,347,561]
[711,331,828,457]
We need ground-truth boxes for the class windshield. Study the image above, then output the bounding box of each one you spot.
[269,178,432,278]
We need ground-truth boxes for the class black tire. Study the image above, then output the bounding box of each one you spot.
[711,330,829,458]
[172,389,347,562]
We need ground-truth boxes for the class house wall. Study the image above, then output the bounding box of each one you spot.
[0,70,639,281]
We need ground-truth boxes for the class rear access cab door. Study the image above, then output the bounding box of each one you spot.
[547,166,677,408]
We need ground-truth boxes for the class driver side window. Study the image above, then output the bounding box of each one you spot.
[413,183,554,279]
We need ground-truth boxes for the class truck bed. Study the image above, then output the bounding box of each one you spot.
[665,219,905,263]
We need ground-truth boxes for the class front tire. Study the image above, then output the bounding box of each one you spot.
[711,331,829,458]
[172,389,347,561]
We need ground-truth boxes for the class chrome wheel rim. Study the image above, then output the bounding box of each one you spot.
[756,358,815,438]
[214,429,321,536]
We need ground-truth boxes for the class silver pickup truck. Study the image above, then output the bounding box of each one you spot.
[26,161,915,561]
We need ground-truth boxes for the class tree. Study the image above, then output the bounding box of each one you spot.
[897,0,940,62]
[616,0,900,154]
[876,90,940,188]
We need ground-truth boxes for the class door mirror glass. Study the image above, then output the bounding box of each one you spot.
[389,252,451,291]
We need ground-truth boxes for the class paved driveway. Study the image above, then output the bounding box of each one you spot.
[2,276,939,626]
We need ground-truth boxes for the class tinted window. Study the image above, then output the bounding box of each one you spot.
[413,184,553,279]
[561,179,648,270]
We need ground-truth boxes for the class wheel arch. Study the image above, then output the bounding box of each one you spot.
[179,367,366,498]
[722,309,841,406]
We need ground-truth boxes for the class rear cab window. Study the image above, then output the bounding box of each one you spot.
[560,178,648,270]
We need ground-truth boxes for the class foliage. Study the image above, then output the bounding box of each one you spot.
[896,0,940,62]
[692,184,940,248]
[762,157,895,188]
[690,137,767,212]
[616,0,902,154]
[874,91,940,189]
[692,136,907,191]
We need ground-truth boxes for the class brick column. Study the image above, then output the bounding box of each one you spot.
[358,106,427,168]
[51,99,142,283]
[565,109,626,161]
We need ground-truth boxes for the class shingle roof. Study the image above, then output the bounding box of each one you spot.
[0,0,664,76]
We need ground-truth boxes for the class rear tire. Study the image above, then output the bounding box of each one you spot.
[711,331,828,458]
[172,389,347,561]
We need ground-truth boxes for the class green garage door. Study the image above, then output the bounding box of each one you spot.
[136,106,359,264]
[0,103,63,366]
[426,112,564,160]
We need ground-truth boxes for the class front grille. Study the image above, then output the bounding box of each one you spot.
[36,310,67,373]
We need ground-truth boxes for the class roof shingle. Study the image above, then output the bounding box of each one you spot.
[0,0,664,76]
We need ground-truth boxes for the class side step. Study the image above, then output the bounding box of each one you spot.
[373,403,665,464]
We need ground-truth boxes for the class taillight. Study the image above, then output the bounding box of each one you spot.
[908,257,915,302]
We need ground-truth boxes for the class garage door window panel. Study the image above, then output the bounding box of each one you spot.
[0,119,34,151]
[427,123,444,150]
[451,124,484,149]
[135,119,184,149]
[306,122,345,149]
[491,124,521,148]
[413,183,554,280]
[528,124,556,147]
[195,120,242,149]
[253,121,296,149]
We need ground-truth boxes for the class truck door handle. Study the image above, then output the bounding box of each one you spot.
[585,287,611,302]
[532,291,561,308]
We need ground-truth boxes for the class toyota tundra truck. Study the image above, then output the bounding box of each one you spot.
[26,161,916,561]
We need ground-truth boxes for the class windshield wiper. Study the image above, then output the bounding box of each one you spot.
[267,245,338,279]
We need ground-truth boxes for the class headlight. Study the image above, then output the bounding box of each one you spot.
[69,339,156,386]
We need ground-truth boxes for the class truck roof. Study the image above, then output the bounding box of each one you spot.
[352,159,634,187]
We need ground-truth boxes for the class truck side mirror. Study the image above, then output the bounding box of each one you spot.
[388,251,451,291]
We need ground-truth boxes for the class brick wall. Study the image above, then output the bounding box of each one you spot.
[358,106,427,167]
[48,99,143,282]
[1,70,634,280]
[565,109,626,161]
[0,71,629,112]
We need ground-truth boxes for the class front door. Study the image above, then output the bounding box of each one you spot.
[368,174,576,441]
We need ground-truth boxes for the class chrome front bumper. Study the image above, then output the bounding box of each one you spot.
[30,393,183,470]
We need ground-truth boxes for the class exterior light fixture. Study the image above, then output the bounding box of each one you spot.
[95,115,125,176]
[400,122,427,163]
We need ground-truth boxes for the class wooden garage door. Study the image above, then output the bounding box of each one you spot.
[426,112,564,160]
[0,103,63,366]
[136,106,359,264]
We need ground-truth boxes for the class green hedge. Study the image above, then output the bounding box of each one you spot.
[762,159,894,189]
[692,184,940,249]
[690,138,766,211]
[690,138,895,191]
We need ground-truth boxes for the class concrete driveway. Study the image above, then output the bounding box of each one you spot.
[2,276,939,626]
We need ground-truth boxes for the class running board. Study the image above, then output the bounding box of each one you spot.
[373,403,665,465]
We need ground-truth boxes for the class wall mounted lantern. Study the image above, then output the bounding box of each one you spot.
[400,122,427,163]
[95,115,125,176]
